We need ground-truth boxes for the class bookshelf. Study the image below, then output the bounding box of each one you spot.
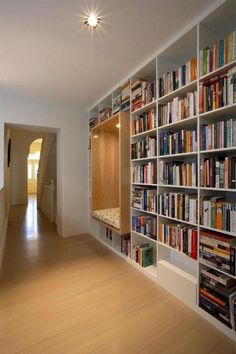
[88,0,236,340]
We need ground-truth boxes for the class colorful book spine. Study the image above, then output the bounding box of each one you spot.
[132,216,157,240]
[159,91,197,126]
[200,119,236,150]
[159,160,197,187]
[132,187,157,213]
[159,222,198,259]
[131,136,157,159]
[159,129,197,155]
[132,108,157,135]
[132,162,157,184]
[200,31,236,77]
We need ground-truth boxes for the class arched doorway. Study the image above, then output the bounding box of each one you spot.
[27,138,43,195]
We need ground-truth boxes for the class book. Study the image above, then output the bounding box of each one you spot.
[132,108,157,135]
[131,136,157,159]
[131,79,156,112]
[132,243,154,267]
[159,129,197,156]
[132,162,157,184]
[158,192,198,224]
[200,31,236,77]
[159,91,197,126]
[159,160,197,187]
[132,187,157,213]
[132,215,157,240]
[159,222,198,259]
[159,58,197,97]
[200,119,236,150]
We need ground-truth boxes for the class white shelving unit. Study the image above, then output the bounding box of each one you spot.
[88,0,236,341]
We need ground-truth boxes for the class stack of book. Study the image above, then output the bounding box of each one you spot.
[131,79,156,112]
[159,223,198,259]
[132,162,157,184]
[121,234,131,257]
[159,160,197,187]
[132,108,157,135]
[159,129,197,156]
[200,230,236,276]
[199,67,236,113]
[200,197,236,233]
[200,156,236,189]
[199,267,236,329]
[132,243,154,267]
[159,58,197,97]
[121,82,130,111]
[131,136,157,159]
[159,91,197,126]
[89,116,98,131]
[112,93,121,114]
[132,215,157,240]
[158,192,198,224]
[98,106,112,123]
[200,119,236,150]
[132,187,157,213]
[199,31,236,77]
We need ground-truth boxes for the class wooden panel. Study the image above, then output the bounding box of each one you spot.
[92,129,119,211]
[119,111,130,234]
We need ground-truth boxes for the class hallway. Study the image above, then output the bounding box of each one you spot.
[0,199,235,354]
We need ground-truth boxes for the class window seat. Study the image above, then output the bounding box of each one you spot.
[92,208,120,230]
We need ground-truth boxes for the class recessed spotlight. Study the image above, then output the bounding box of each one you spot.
[116,124,121,128]
[93,134,99,138]
[84,13,101,28]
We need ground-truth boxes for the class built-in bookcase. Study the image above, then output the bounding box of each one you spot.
[88,0,236,341]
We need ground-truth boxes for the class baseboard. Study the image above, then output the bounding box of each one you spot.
[0,206,9,274]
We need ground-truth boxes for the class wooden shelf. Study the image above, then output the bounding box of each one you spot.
[158,80,197,104]
[199,103,236,118]
[158,214,198,227]
[132,207,157,216]
[158,184,197,190]
[200,146,236,154]
[131,100,157,115]
[158,152,197,159]
[132,230,158,243]
[131,156,157,162]
[158,242,197,262]
[199,225,236,237]
[158,115,197,130]
[131,128,157,139]
[199,60,236,81]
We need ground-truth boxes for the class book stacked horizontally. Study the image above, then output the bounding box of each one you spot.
[98,106,112,123]
[121,82,130,112]
[199,267,236,329]
[132,187,157,213]
[131,79,156,112]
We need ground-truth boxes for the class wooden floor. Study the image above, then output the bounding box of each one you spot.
[0,197,235,353]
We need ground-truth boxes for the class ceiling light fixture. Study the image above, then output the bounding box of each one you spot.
[84,13,101,28]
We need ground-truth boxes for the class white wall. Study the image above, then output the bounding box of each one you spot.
[10,129,44,205]
[0,94,88,237]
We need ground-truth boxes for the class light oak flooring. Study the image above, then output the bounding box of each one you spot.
[0,197,235,354]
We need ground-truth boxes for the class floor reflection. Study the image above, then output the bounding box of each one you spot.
[25,195,39,239]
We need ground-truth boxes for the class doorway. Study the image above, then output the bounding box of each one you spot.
[27,138,43,195]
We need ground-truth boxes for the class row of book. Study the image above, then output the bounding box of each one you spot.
[200,157,236,189]
[132,243,154,267]
[132,187,157,213]
[159,129,197,156]
[159,223,198,259]
[159,160,197,187]
[121,81,130,111]
[199,230,236,276]
[112,93,122,115]
[199,31,236,77]
[158,192,198,224]
[131,136,157,159]
[199,267,236,329]
[159,57,197,97]
[159,91,197,126]
[199,67,236,113]
[98,106,112,123]
[200,197,236,233]
[132,108,157,136]
[121,234,131,257]
[89,116,98,131]
[132,162,157,185]
[132,215,157,240]
[200,119,236,150]
[131,79,156,112]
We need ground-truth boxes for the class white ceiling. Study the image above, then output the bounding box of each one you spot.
[0,0,218,108]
